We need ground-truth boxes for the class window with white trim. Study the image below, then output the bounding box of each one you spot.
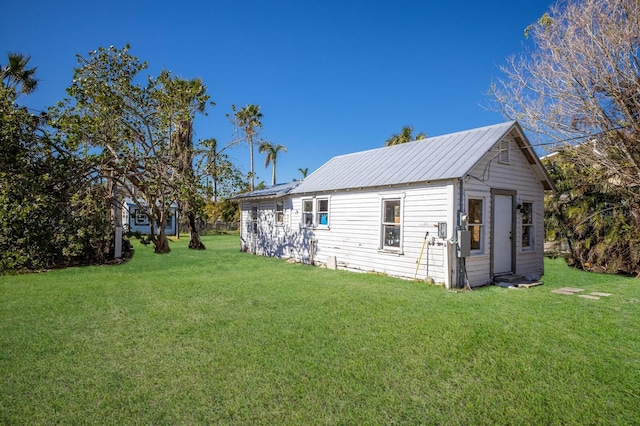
[468,198,484,252]
[521,202,534,250]
[302,199,313,227]
[251,206,258,234]
[381,199,402,249]
[316,198,329,226]
[134,209,149,226]
[276,201,284,224]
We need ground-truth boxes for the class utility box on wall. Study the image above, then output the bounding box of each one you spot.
[438,222,447,239]
[457,230,471,257]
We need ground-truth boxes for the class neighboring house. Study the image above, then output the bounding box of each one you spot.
[234,121,553,289]
[121,198,179,236]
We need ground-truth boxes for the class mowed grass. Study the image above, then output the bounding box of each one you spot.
[1,235,639,424]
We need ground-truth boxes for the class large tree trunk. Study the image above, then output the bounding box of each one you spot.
[153,209,170,254]
[154,226,170,254]
[188,211,205,250]
[173,118,206,250]
[148,222,156,243]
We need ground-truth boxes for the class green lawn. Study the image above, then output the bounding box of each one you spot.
[1,235,639,424]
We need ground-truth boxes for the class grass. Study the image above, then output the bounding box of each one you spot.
[1,235,639,424]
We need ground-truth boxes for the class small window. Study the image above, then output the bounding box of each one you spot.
[251,206,258,234]
[521,202,534,250]
[316,198,329,226]
[165,212,173,228]
[135,209,149,226]
[498,139,510,163]
[276,201,284,224]
[302,200,314,227]
[468,198,484,252]
[382,199,401,249]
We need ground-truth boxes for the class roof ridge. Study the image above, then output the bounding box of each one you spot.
[329,121,517,159]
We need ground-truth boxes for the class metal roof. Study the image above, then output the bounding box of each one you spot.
[232,181,300,200]
[234,121,552,200]
[291,121,522,194]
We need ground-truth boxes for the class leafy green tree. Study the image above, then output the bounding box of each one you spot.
[54,45,211,254]
[229,104,263,191]
[384,125,426,146]
[1,57,113,272]
[205,198,240,225]
[55,45,171,253]
[298,167,308,179]
[491,0,640,273]
[159,73,211,250]
[258,141,287,185]
[544,148,640,274]
[201,138,245,202]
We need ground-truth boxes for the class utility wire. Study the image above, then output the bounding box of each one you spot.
[514,123,634,152]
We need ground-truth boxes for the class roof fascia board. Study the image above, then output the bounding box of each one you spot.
[288,178,454,197]
[510,122,555,191]
[463,121,517,181]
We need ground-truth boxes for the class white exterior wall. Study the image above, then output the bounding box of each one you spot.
[238,133,547,289]
[302,183,455,286]
[240,198,297,258]
[241,183,456,287]
[460,134,546,286]
[121,201,178,236]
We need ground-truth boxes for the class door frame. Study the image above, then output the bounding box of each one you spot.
[490,188,516,277]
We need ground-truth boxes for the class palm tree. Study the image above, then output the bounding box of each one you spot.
[1,53,38,97]
[202,138,220,201]
[384,125,426,146]
[168,75,208,250]
[232,104,263,191]
[298,167,309,179]
[259,141,287,186]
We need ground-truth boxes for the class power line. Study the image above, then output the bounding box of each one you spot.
[518,123,634,152]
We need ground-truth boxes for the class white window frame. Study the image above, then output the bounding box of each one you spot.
[380,197,403,251]
[134,209,149,226]
[276,201,284,225]
[251,206,258,234]
[300,197,331,228]
[316,198,330,228]
[521,201,534,251]
[302,199,314,228]
[468,197,485,254]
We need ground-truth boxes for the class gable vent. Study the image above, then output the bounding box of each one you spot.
[498,139,510,164]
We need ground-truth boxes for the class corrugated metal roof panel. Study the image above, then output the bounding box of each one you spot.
[291,121,516,194]
[232,181,300,200]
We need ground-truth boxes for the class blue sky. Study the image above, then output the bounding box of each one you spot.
[2,0,551,184]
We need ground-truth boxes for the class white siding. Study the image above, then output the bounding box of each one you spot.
[287,183,455,286]
[462,134,546,286]
[240,198,298,258]
[238,132,547,289]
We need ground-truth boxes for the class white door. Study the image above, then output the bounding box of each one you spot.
[494,194,513,275]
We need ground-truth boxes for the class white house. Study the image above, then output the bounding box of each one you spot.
[234,121,553,289]
[121,198,179,237]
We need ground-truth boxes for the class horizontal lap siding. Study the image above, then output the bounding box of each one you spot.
[309,184,454,285]
[238,129,548,290]
[463,135,546,286]
[241,199,297,257]
[256,200,287,257]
